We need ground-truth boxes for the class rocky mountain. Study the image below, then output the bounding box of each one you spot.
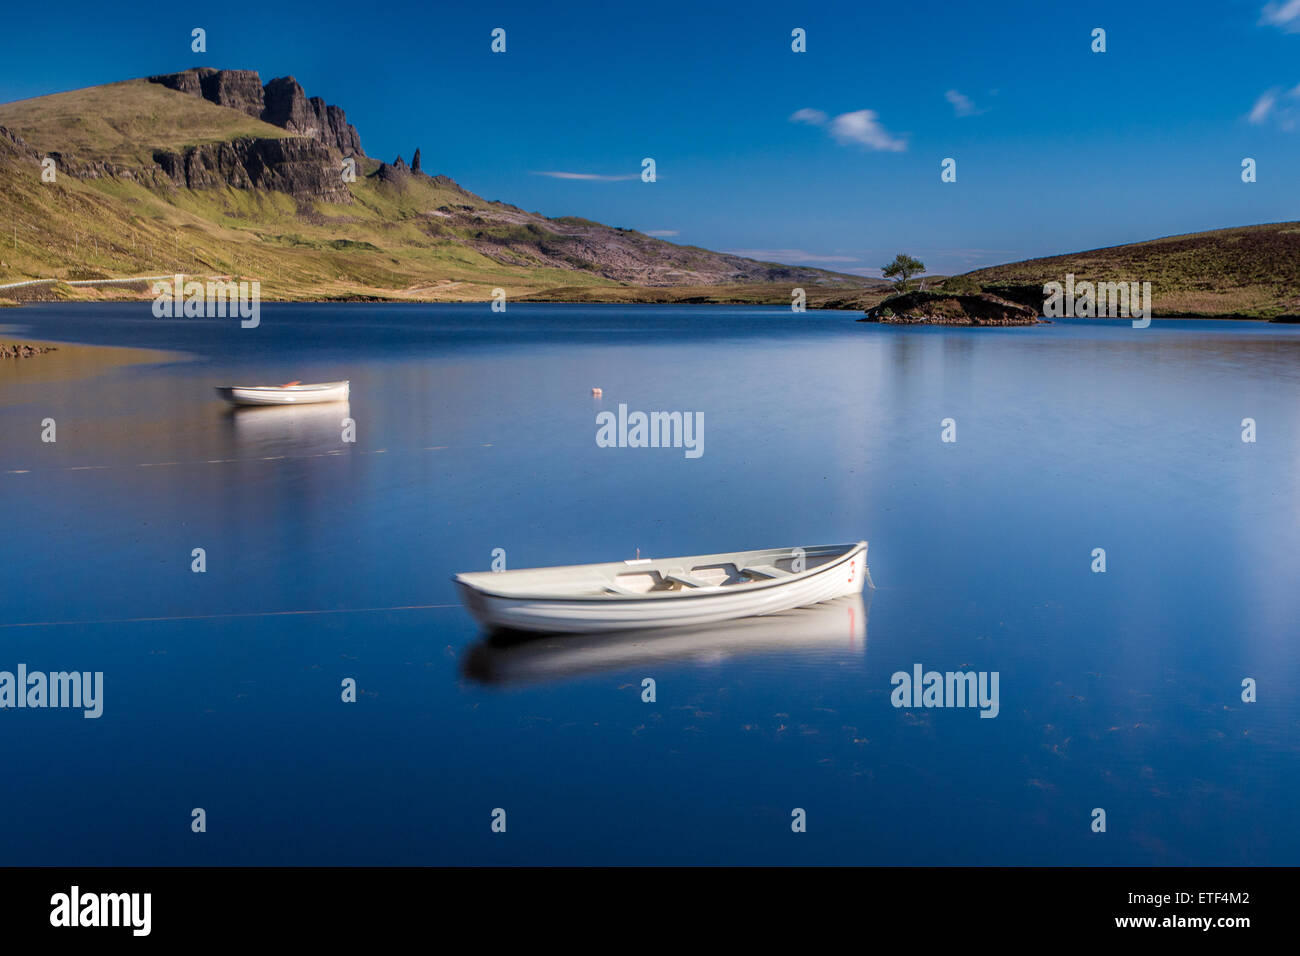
[0,70,875,303]
[148,68,363,157]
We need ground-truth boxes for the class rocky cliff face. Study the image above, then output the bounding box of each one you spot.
[149,68,265,116]
[2,119,348,202]
[148,68,363,157]
[0,124,173,187]
[153,137,352,203]
[262,77,362,157]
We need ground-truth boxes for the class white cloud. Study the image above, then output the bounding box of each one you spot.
[790,107,907,151]
[530,171,639,181]
[1249,89,1279,123]
[828,110,908,151]
[789,108,828,126]
[945,89,979,117]
[1261,0,1300,31]
[1248,85,1300,128]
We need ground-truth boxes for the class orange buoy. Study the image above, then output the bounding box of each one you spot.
[591,387,602,397]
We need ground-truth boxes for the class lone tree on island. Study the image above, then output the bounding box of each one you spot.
[882,253,926,291]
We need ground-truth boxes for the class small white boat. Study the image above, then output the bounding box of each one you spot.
[454,541,871,634]
[214,380,349,406]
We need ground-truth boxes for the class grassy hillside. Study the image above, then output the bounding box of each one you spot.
[0,79,289,166]
[955,223,1300,318]
[0,154,625,301]
[0,77,875,304]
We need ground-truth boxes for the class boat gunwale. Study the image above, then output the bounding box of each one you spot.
[453,541,868,603]
[214,380,350,392]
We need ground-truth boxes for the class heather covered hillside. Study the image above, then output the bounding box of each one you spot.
[951,223,1300,319]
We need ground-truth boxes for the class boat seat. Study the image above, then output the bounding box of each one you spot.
[603,583,646,596]
[665,571,713,589]
[742,564,793,579]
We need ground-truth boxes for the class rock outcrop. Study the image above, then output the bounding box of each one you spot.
[153,137,353,203]
[149,67,266,117]
[6,73,363,204]
[1,342,57,358]
[1,126,172,187]
[372,150,435,185]
[261,76,362,157]
[859,291,1042,325]
[148,68,363,157]
[373,157,412,185]
[0,124,33,156]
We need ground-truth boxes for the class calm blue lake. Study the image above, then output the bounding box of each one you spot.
[1,303,1296,865]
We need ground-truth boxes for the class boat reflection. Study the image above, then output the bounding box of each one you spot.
[462,593,869,686]
[222,401,352,455]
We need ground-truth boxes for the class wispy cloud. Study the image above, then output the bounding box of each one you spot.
[644,230,679,237]
[1260,0,1300,31]
[530,170,639,181]
[1249,89,1280,123]
[1247,84,1300,128]
[789,108,828,126]
[724,248,860,264]
[945,89,981,117]
[789,107,907,152]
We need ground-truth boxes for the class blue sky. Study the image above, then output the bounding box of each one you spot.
[2,0,1299,275]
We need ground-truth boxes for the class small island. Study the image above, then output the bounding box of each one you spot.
[859,290,1041,326]
[856,254,1042,326]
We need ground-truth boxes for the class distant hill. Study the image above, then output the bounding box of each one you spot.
[952,223,1300,319]
[0,70,877,304]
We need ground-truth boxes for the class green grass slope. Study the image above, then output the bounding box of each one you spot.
[956,223,1300,318]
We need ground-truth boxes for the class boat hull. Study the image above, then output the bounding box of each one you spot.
[455,542,870,634]
[463,594,869,684]
[215,381,349,406]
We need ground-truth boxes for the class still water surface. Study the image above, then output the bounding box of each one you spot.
[1,303,1296,864]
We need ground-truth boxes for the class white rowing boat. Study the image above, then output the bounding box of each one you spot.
[454,541,871,634]
[214,380,350,406]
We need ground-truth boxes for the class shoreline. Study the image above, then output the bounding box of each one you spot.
[2,284,1291,320]
[0,298,1286,322]
[0,332,191,390]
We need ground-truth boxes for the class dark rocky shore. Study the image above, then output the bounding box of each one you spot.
[1,342,57,358]
[859,291,1042,326]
